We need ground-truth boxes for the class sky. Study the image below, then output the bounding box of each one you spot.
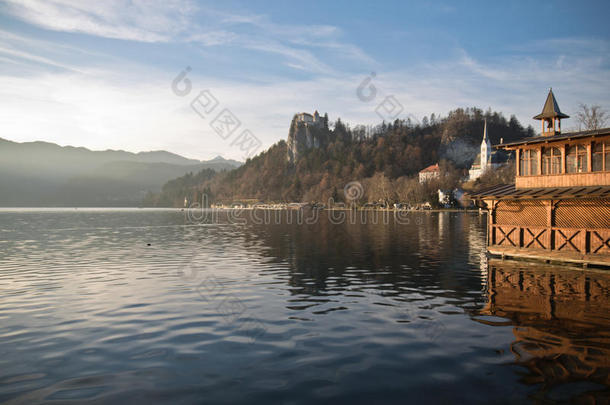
[1,0,609,161]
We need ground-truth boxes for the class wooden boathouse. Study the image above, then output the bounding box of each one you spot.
[473,90,610,267]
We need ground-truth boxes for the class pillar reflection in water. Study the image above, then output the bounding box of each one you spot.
[481,260,610,401]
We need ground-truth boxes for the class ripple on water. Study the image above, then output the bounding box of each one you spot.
[0,210,609,403]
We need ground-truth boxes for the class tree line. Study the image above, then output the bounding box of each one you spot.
[143,107,533,207]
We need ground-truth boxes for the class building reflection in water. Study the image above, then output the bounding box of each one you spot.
[235,210,607,400]
[468,212,489,284]
[238,210,489,298]
[480,259,610,401]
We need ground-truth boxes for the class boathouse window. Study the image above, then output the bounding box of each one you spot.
[566,145,588,173]
[519,149,538,176]
[542,147,562,175]
[592,141,610,171]
[592,142,603,171]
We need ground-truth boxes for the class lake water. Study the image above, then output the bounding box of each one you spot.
[0,208,609,404]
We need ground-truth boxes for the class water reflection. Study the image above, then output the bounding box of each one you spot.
[236,211,488,299]
[0,209,609,404]
[480,260,610,402]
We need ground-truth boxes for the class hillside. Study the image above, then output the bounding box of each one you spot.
[0,138,241,206]
[148,107,533,207]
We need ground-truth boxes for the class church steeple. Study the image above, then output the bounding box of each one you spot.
[480,120,492,170]
[533,88,569,136]
[482,119,489,143]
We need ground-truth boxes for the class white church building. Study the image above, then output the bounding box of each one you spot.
[468,120,505,181]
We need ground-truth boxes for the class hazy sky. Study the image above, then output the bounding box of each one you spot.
[1,0,609,160]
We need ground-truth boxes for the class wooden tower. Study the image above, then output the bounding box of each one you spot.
[533,88,570,136]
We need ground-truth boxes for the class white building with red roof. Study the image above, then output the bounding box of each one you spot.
[419,163,440,183]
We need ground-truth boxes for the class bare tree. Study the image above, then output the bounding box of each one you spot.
[575,104,608,130]
[395,176,426,204]
[364,172,394,205]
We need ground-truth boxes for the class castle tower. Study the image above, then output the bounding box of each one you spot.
[480,120,492,171]
[533,88,569,136]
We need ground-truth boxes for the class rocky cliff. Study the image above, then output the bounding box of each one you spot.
[286,111,329,163]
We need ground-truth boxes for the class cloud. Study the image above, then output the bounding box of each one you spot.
[186,30,237,46]
[215,12,374,71]
[458,50,509,81]
[1,0,375,75]
[219,12,340,40]
[1,0,195,42]
[376,45,610,131]
[239,38,336,75]
[0,28,127,77]
[0,45,84,72]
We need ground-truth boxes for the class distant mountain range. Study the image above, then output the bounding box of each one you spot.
[0,138,241,206]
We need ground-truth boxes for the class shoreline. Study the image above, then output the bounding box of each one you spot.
[0,207,484,214]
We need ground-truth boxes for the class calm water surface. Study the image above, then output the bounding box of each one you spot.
[0,209,608,404]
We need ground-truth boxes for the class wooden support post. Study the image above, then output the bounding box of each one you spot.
[486,199,497,247]
[489,201,494,247]
[583,230,591,253]
[518,226,523,248]
[546,200,553,251]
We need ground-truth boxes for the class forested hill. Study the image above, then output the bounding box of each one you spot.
[145,107,534,207]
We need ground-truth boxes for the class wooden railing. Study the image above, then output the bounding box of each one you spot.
[490,225,610,255]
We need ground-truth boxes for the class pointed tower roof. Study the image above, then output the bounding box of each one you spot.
[482,120,489,142]
[533,89,569,120]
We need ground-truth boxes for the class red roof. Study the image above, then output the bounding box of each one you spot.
[419,163,440,173]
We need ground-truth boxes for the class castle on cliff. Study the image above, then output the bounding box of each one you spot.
[295,111,325,127]
[287,110,328,163]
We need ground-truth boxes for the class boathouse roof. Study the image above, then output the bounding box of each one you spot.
[496,127,610,149]
[470,183,610,200]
